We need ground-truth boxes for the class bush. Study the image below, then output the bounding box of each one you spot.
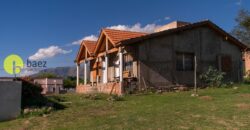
[84,94,105,100]
[107,95,125,102]
[199,66,225,87]
[21,79,45,108]
[64,77,76,89]
[243,70,250,84]
[22,106,54,117]
[19,78,66,117]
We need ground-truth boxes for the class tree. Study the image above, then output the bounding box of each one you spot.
[232,9,250,46]
[63,76,76,89]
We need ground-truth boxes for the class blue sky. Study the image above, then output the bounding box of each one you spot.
[0,0,249,76]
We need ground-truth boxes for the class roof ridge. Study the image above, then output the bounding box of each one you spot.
[103,28,148,34]
[119,20,247,50]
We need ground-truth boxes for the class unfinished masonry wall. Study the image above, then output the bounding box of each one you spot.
[0,81,22,121]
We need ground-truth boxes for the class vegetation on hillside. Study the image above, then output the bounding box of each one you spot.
[35,72,59,78]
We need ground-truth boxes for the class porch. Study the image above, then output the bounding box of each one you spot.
[75,29,144,95]
[76,47,126,95]
[76,47,139,95]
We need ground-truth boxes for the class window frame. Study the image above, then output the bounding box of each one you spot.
[176,52,194,71]
[123,53,133,72]
[218,54,232,73]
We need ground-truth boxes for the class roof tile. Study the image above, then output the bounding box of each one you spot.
[103,29,147,45]
[82,40,97,54]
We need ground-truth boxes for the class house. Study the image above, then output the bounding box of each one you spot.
[243,51,250,74]
[75,20,247,95]
[34,78,63,94]
[0,77,16,81]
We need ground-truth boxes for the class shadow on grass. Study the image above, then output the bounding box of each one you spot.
[20,79,66,117]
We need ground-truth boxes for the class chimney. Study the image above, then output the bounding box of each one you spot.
[155,21,190,32]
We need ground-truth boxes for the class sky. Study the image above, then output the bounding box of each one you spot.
[0,0,249,76]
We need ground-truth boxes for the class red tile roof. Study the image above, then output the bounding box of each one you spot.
[75,40,97,63]
[82,40,97,54]
[102,28,147,45]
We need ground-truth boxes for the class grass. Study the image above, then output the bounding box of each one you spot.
[1,84,250,130]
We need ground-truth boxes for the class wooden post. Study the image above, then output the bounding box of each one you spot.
[194,55,197,95]
[142,77,147,91]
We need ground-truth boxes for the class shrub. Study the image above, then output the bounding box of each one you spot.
[20,78,66,117]
[243,70,250,84]
[107,95,125,102]
[21,79,45,108]
[22,106,54,117]
[199,66,225,87]
[83,94,107,100]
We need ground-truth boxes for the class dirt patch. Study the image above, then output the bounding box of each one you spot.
[86,106,115,116]
[240,94,250,98]
[235,103,250,109]
[199,96,213,101]
[217,120,229,126]
[191,114,201,118]
[179,126,189,129]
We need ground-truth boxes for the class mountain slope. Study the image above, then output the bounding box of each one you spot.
[32,66,83,78]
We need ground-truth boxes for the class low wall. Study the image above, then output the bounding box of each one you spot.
[76,82,122,95]
[0,81,22,121]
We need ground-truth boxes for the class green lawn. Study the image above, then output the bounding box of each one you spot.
[1,84,250,130]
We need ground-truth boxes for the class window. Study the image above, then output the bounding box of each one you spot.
[219,55,232,72]
[176,52,194,71]
[124,53,133,71]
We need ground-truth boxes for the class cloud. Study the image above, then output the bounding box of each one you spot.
[29,46,72,60]
[71,23,161,45]
[72,35,98,45]
[154,19,162,23]
[154,16,171,23]
[164,16,171,20]
[236,0,242,5]
[107,23,162,33]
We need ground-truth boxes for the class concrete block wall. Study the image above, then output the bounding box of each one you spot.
[0,81,22,121]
